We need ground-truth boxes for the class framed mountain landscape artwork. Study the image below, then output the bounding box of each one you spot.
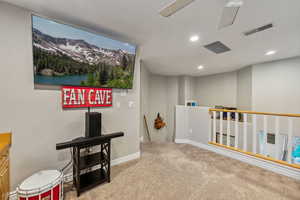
[32,15,136,89]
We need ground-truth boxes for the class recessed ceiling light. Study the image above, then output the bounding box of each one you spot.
[197,65,204,70]
[265,50,277,56]
[190,35,199,42]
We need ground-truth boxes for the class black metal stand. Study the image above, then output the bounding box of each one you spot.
[72,139,110,196]
[56,132,124,196]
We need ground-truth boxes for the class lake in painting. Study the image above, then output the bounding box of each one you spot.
[34,75,88,86]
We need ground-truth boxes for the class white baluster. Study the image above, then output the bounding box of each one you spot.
[252,114,257,154]
[213,111,217,143]
[235,112,239,149]
[275,116,280,160]
[243,113,247,151]
[209,112,212,142]
[227,112,231,146]
[287,118,293,163]
[220,112,223,145]
[263,115,268,156]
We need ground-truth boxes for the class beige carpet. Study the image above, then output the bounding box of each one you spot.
[65,143,300,200]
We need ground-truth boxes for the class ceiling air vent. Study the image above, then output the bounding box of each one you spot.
[204,41,231,54]
[244,23,273,36]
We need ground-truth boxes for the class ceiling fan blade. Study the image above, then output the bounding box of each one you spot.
[160,0,195,17]
[226,0,243,7]
[218,0,243,29]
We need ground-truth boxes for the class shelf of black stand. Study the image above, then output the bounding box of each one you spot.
[79,152,107,170]
[56,132,125,197]
[79,168,108,193]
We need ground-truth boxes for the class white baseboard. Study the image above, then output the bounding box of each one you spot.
[175,139,300,180]
[111,151,141,166]
[9,151,140,200]
[174,139,190,144]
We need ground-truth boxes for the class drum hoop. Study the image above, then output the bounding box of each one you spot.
[17,172,63,196]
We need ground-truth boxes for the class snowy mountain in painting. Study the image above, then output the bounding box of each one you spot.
[32,28,133,66]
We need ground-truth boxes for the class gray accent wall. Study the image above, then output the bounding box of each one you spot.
[178,76,196,105]
[140,68,179,142]
[178,76,186,105]
[147,74,178,142]
[237,66,252,110]
[252,57,300,136]
[194,72,238,107]
[140,63,150,141]
[252,57,300,114]
[0,2,141,189]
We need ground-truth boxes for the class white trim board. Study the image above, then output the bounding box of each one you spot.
[175,139,300,180]
[111,151,141,166]
[9,151,141,200]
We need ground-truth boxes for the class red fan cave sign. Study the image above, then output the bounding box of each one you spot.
[62,86,112,108]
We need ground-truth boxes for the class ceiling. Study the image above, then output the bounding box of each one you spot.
[4,0,300,76]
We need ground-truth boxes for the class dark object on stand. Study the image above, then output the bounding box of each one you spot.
[85,112,102,138]
[56,112,124,197]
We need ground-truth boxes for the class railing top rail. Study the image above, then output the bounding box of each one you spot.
[209,108,300,118]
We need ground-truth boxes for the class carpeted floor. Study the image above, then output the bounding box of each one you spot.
[65,142,300,200]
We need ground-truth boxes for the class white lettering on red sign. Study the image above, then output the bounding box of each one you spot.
[62,86,113,108]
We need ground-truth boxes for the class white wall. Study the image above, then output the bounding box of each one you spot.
[141,73,198,142]
[183,76,196,102]
[166,77,179,142]
[147,75,168,141]
[144,56,300,146]
[252,57,300,114]
[175,106,211,144]
[192,56,300,113]
[252,56,300,137]
[0,2,141,189]
[237,66,252,110]
[175,106,189,140]
[140,62,150,141]
[144,67,251,143]
[177,76,196,105]
[194,72,237,107]
[140,70,179,142]
[147,74,179,142]
[178,76,186,105]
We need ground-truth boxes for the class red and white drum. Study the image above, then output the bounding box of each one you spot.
[17,170,63,200]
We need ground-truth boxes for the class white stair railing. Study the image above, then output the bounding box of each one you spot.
[209,108,300,169]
